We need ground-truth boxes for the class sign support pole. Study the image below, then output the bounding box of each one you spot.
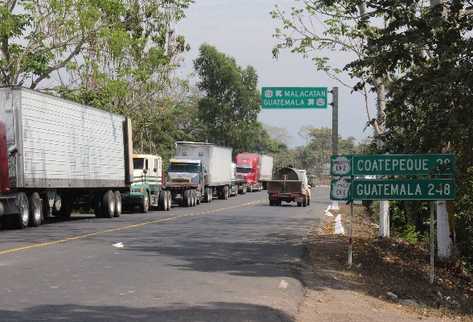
[331,87,339,210]
[430,201,436,284]
[348,200,353,268]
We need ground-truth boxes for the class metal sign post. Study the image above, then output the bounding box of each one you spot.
[348,200,353,268]
[430,202,436,284]
[331,87,339,210]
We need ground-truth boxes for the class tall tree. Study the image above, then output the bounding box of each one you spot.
[349,0,473,261]
[194,44,261,151]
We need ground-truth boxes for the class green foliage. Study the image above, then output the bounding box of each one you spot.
[295,126,361,175]
[346,0,473,264]
[194,44,267,153]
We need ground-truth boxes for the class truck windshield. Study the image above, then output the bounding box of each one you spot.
[133,158,145,170]
[169,163,200,173]
[237,166,252,173]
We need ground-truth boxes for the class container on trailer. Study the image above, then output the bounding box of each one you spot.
[0,87,133,228]
[175,141,232,186]
[259,155,274,184]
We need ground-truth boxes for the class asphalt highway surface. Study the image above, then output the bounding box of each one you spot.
[0,188,328,322]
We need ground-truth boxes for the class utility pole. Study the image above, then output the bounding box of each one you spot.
[331,87,339,210]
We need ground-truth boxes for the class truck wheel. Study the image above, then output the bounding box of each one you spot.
[186,190,193,207]
[158,191,166,211]
[114,191,122,217]
[208,188,213,203]
[103,190,116,218]
[193,190,198,207]
[94,194,104,218]
[297,201,302,207]
[224,186,229,200]
[166,191,172,211]
[182,190,189,207]
[140,192,150,213]
[57,194,73,219]
[196,191,201,205]
[29,192,43,227]
[303,196,308,207]
[15,192,29,229]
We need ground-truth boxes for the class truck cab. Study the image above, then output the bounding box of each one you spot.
[123,154,171,212]
[167,159,204,187]
[166,159,207,206]
[235,153,262,192]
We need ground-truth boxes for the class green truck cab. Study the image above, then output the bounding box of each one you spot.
[123,154,171,212]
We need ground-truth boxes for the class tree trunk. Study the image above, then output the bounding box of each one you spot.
[374,79,390,238]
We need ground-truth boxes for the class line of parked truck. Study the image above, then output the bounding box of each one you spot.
[0,88,275,229]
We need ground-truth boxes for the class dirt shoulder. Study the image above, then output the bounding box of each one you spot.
[296,204,473,322]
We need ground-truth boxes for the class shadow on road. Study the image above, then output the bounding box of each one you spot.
[0,302,294,322]
[122,216,315,278]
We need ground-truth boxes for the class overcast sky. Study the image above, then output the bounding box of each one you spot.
[176,0,376,147]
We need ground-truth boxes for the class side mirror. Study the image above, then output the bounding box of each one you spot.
[143,169,148,174]
[153,168,157,172]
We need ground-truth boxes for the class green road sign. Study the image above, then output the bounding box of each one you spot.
[351,179,455,201]
[261,87,328,109]
[331,154,455,176]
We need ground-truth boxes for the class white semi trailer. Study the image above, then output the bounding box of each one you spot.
[0,88,133,228]
[259,155,274,189]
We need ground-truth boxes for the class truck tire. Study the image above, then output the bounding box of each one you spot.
[297,201,302,207]
[29,192,43,227]
[187,190,193,207]
[224,186,229,200]
[114,191,122,217]
[193,190,198,207]
[166,191,172,211]
[94,194,104,218]
[158,191,166,211]
[196,191,201,205]
[303,196,308,207]
[103,190,116,218]
[15,192,29,229]
[57,194,73,219]
[204,188,212,203]
[140,192,150,213]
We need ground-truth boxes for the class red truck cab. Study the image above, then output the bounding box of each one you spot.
[235,153,262,192]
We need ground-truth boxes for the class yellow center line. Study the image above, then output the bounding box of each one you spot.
[0,199,265,256]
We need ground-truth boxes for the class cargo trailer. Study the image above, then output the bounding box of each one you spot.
[0,87,133,228]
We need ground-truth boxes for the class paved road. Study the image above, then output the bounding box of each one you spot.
[0,188,328,322]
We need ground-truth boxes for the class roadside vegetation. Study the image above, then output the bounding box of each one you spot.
[272,0,473,271]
